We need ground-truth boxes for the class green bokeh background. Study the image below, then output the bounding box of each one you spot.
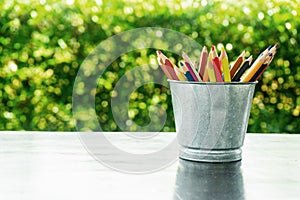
[0,0,299,133]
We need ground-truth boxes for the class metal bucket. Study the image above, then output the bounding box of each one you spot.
[169,80,257,162]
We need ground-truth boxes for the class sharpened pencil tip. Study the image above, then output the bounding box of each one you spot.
[247,55,253,64]
[181,51,188,60]
[211,45,215,51]
[208,51,212,59]
[241,50,246,57]
[267,45,273,50]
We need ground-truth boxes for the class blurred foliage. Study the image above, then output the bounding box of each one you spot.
[0,0,299,133]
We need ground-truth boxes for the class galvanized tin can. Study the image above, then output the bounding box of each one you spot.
[169,80,257,162]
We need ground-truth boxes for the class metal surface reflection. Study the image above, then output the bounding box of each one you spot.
[173,159,244,200]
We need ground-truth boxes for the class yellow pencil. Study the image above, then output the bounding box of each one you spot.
[203,68,209,82]
[174,66,187,81]
[220,46,231,82]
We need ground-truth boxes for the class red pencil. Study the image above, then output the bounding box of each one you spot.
[157,50,179,80]
[198,46,208,80]
[156,51,173,80]
[182,51,201,81]
[211,46,223,82]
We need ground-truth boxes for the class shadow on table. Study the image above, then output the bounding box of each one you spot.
[173,159,244,200]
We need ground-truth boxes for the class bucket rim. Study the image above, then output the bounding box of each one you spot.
[168,80,258,85]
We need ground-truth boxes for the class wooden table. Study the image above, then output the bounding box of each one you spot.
[0,132,299,200]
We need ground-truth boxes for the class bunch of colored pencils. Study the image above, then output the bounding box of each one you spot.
[156,44,278,82]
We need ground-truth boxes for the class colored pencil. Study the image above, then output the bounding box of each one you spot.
[202,67,210,82]
[230,50,246,78]
[240,44,277,82]
[211,46,223,82]
[249,56,271,82]
[249,46,277,81]
[174,66,187,81]
[232,56,253,82]
[220,46,231,82]
[156,51,173,80]
[198,46,208,80]
[157,50,179,80]
[207,52,216,82]
[182,51,201,81]
[179,61,195,81]
[156,44,277,83]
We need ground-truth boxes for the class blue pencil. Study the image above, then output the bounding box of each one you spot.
[179,61,195,81]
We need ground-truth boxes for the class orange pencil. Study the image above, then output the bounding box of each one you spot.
[249,55,271,82]
[248,45,278,81]
[240,44,277,82]
[202,68,209,82]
